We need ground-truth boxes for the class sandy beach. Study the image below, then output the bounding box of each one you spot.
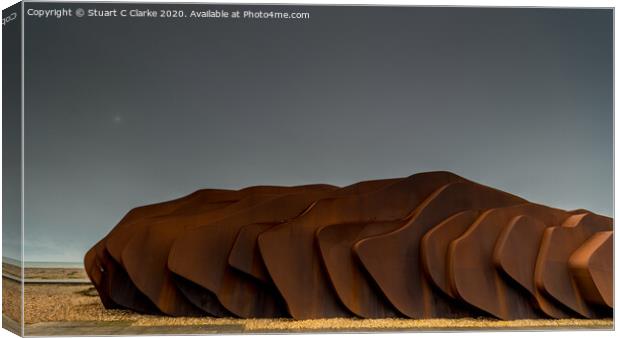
[1,264,614,335]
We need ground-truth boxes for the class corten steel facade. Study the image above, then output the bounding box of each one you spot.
[86,172,613,320]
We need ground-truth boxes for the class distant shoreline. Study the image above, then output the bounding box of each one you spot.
[3,257,83,269]
[2,259,88,283]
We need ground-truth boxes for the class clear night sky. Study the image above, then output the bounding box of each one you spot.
[10,4,613,262]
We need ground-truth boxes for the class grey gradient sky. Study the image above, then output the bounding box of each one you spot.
[11,4,614,262]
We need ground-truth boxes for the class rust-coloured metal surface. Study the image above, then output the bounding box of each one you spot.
[214,179,403,318]
[355,182,526,318]
[83,240,121,310]
[493,213,576,318]
[97,189,244,314]
[227,178,404,287]
[84,239,161,314]
[121,189,314,316]
[448,204,572,319]
[84,171,613,320]
[167,186,339,318]
[420,210,482,298]
[107,189,273,316]
[316,220,404,318]
[259,172,466,319]
[228,222,281,284]
[535,213,613,318]
[105,189,237,262]
[569,231,613,308]
[86,189,223,315]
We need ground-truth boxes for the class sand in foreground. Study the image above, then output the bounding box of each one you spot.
[1,266,613,335]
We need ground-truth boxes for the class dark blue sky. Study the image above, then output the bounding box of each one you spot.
[11,4,614,261]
